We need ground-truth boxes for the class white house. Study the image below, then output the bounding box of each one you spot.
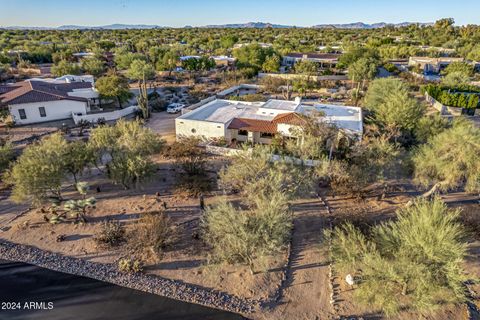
[0,80,98,125]
[283,53,341,69]
[176,97,362,145]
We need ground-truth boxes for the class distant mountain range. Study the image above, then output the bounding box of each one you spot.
[0,21,434,30]
[312,22,433,29]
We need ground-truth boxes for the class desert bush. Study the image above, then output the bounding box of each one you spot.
[220,145,314,200]
[202,191,292,272]
[329,198,469,316]
[129,211,171,262]
[95,220,125,247]
[163,137,213,196]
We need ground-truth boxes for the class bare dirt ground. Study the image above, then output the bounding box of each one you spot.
[261,196,335,320]
[0,157,286,306]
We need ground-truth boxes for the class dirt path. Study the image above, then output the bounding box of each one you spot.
[261,197,335,320]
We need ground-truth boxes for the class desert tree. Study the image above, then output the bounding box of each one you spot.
[364,78,424,143]
[6,133,68,205]
[413,118,480,198]
[89,120,163,189]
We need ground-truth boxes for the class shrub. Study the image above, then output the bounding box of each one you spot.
[129,211,171,262]
[329,198,469,316]
[95,220,125,247]
[163,137,213,196]
[202,191,292,273]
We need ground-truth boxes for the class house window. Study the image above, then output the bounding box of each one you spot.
[260,132,274,138]
[18,109,26,120]
[39,107,46,117]
[238,130,248,136]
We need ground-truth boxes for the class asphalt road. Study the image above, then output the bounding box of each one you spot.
[0,261,246,320]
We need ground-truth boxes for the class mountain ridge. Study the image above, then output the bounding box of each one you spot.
[0,21,434,30]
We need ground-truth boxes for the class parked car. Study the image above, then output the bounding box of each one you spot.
[167,103,185,114]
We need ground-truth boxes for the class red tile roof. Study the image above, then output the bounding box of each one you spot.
[228,118,278,134]
[228,112,307,134]
[0,80,92,106]
[273,112,307,126]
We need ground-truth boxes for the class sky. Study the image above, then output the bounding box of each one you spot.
[0,0,479,27]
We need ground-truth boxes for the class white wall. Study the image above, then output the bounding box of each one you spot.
[175,119,226,140]
[72,105,139,124]
[9,100,88,125]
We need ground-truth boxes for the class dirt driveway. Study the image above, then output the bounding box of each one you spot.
[146,111,179,143]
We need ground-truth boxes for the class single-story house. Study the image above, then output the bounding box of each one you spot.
[175,97,362,144]
[283,53,341,69]
[0,80,99,125]
[408,56,464,74]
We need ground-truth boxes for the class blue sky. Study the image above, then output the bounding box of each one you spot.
[0,0,479,27]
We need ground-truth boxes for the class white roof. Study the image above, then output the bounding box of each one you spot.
[298,104,363,134]
[178,98,363,135]
[261,99,300,111]
[180,55,201,61]
[178,99,266,123]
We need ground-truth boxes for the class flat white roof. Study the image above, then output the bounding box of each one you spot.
[178,98,363,135]
[261,99,300,111]
[177,99,266,123]
[298,104,363,134]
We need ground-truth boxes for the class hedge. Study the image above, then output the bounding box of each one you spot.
[423,84,480,109]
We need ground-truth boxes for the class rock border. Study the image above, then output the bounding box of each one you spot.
[0,239,257,316]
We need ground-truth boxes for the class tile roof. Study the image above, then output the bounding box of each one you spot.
[0,80,92,106]
[228,118,278,134]
[273,112,307,126]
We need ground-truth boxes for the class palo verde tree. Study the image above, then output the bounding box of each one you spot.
[413,118,480,198]
[6,133,69,205]
[328,198,469,316]
[88,120,163,189]
[95,72,133,108]
[364,78,424,143]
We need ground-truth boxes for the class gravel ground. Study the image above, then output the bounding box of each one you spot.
[0,239,258,316]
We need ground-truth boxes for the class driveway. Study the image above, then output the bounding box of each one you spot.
[145,111,179,143]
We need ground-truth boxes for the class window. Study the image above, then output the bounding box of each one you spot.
[39,107,46,117]
[260,132,274,138]
[18,109,26,120]
[238,130,248,136]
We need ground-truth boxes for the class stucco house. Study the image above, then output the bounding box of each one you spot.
[175,97,363,144]
[0,80,98,125]
[283,53,341,69]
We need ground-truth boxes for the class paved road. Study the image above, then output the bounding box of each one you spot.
[0,261,246,320]
[145,111,178,143]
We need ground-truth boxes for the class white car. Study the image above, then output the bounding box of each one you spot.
[167,103,185,114]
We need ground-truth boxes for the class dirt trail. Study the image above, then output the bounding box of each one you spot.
[261,197,335,320]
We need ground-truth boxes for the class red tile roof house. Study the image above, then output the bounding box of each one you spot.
[175,97,363,145]
[0,80,97,125]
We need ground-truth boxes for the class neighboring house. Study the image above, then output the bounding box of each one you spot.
[0,80,98,125]
[175,97,362,144]
[408,56,464,74]
[211,56,237,67]
[283,53,340,69]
